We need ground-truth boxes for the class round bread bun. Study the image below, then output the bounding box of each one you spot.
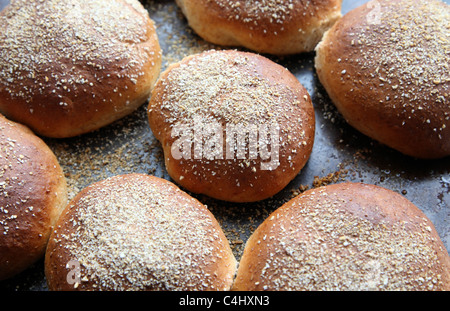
[232,182,450,291]
[0,0,162,138]
[315,0,450,159]
[175,0,342,55]
[45,173,237,291]
[0,114,67,281]
[147,50,315,203]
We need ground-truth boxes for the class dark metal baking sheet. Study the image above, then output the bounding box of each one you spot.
[0,0,449,291]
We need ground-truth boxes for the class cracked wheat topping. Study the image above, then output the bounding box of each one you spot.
[203,0,327,34]
[234,183,450,291]
[147,50,315,202]
[0,0,155,102]
[47,174,236,291]
[340,0,449,136]
[0,118,64,237]
[0,127,34,237]
[150,50,311,153]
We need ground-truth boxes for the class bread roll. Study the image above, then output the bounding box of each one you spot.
[45,173,237,291]
[0,115,67,281]
[175,0,342,55]
[148,50,315,203]
[233,182,450,291]
[315,0,450,158]
[0,0,162,138]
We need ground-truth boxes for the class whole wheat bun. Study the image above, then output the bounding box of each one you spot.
[232,182,450,291]
[315,0,450,159]
[0,0,162,138]
[148,50,315,203]
[176,0,342,55]
[0,115,67,281]
[45,173,237,291]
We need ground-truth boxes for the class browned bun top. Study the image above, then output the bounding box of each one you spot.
[315,0,450,159]
[176,0,342,55]
[0,0,162,138]
[232,182,450,291]
[148,49,315,203]
[0,114,67,281]
[45,173,237,291]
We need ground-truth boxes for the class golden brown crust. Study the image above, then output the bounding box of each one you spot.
[0,115,67,281]
[0,0,162,138]
[176,0,342,55]
[148,50,315,202]
[232,182,450,291]
[315,0,450,159]
[45,173,237,291]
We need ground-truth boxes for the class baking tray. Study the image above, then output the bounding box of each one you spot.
[0,0,449,291]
